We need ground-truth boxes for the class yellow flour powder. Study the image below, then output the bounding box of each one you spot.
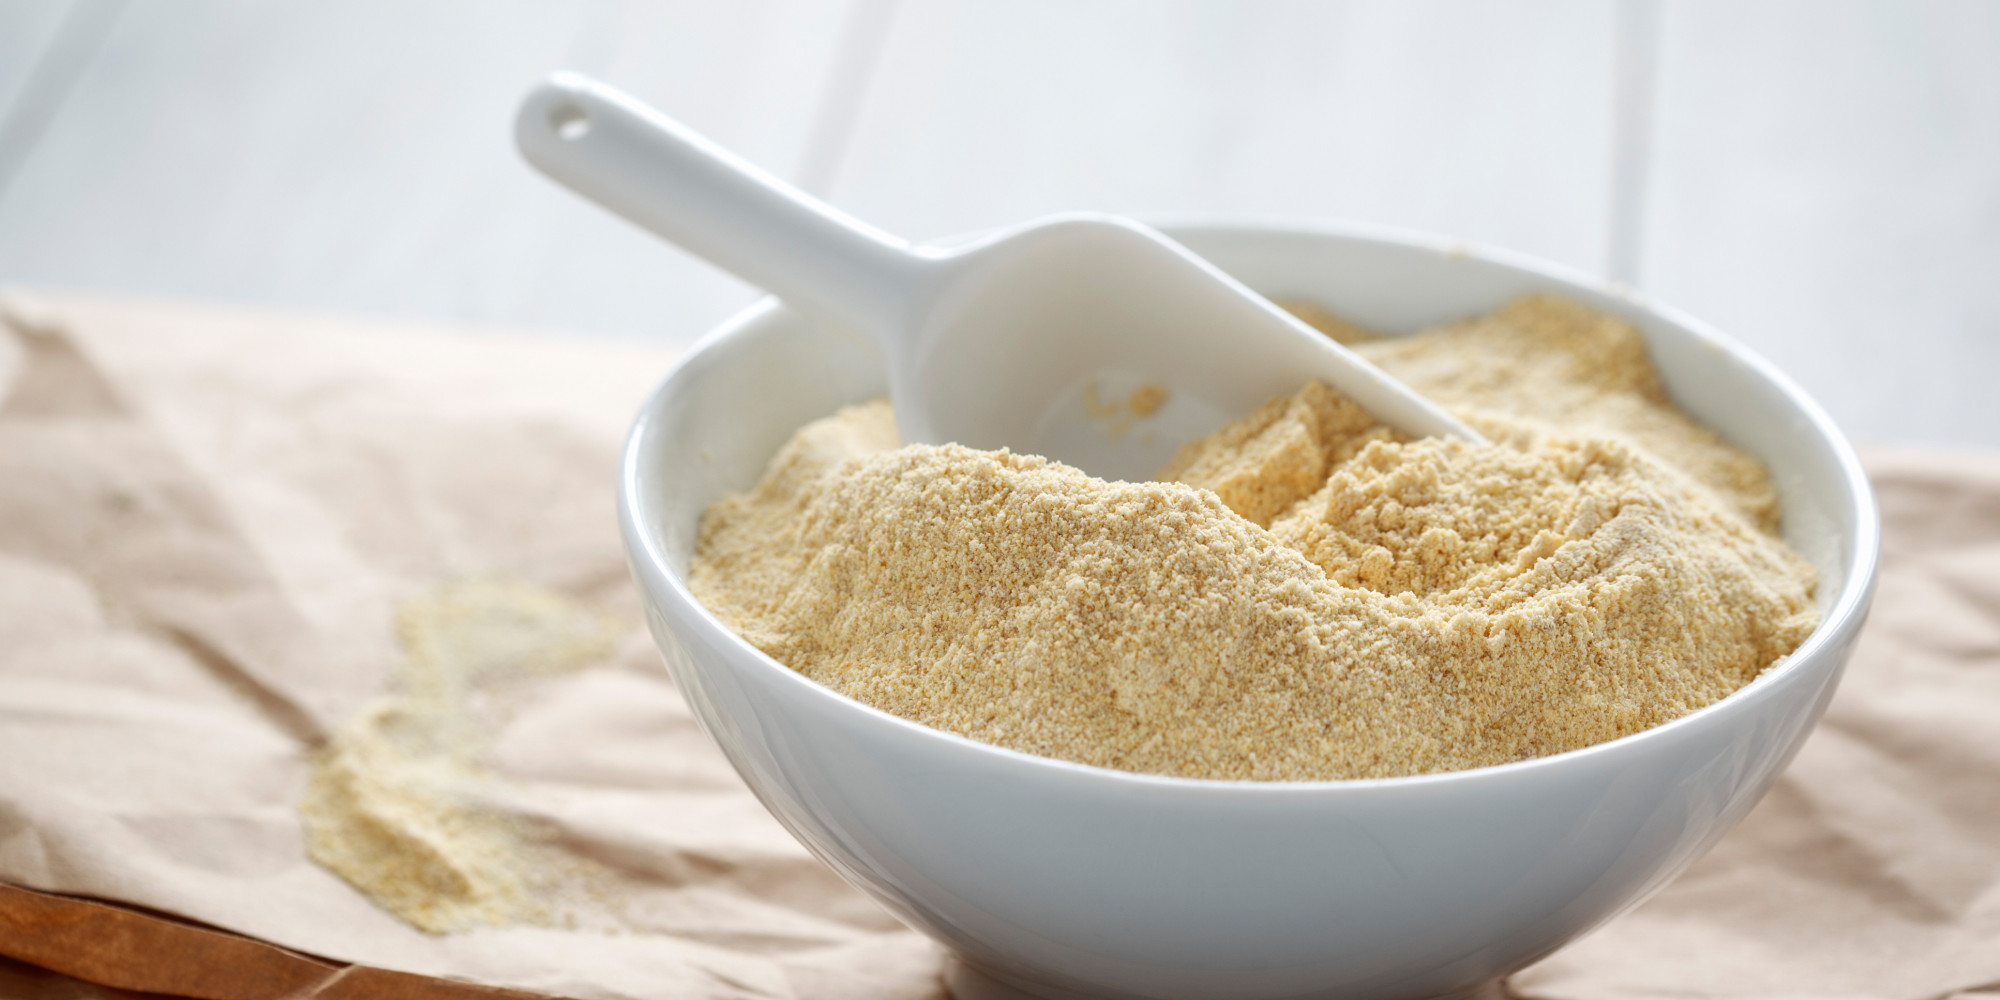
[300,579,623,932]
[689,295,1818,781]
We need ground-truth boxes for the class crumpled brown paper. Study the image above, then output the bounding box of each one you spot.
[0,290,1995,1000]
[0,291,943,1000]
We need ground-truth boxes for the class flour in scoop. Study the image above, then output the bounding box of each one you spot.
[689,295,1819,781]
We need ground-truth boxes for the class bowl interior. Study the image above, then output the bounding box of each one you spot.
[1168,223,1870,621]
[636,221,1870,630]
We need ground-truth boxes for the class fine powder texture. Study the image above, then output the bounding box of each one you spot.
[300,579,624,932]
[689,295,1820,781]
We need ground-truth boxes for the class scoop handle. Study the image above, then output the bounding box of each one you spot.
[516,73,927,337]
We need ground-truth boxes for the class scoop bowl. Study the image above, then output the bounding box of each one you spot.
[618,221,1879,999]
[517,73,1477,482]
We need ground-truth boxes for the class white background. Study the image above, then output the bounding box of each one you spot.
[1,0,1994,447]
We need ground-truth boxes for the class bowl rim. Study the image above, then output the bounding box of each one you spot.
[620,215,1883,795]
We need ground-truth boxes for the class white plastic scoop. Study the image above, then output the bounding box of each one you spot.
[517,73,1480,481]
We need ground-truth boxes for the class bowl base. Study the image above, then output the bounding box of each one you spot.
[943,957,1099,1000]
[943,955,1507,1000]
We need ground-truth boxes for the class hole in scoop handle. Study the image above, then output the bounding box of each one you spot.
[515,72,927,339]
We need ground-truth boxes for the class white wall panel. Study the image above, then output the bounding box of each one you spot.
[1642,0,2000,446]
[0,0,854,343]
[826,0,1620,274]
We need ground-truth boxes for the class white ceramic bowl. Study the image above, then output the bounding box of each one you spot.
[618,221,1879,1000]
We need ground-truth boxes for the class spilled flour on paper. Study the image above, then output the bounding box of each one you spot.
[299,579,623,933]
[689,295,1819,782]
